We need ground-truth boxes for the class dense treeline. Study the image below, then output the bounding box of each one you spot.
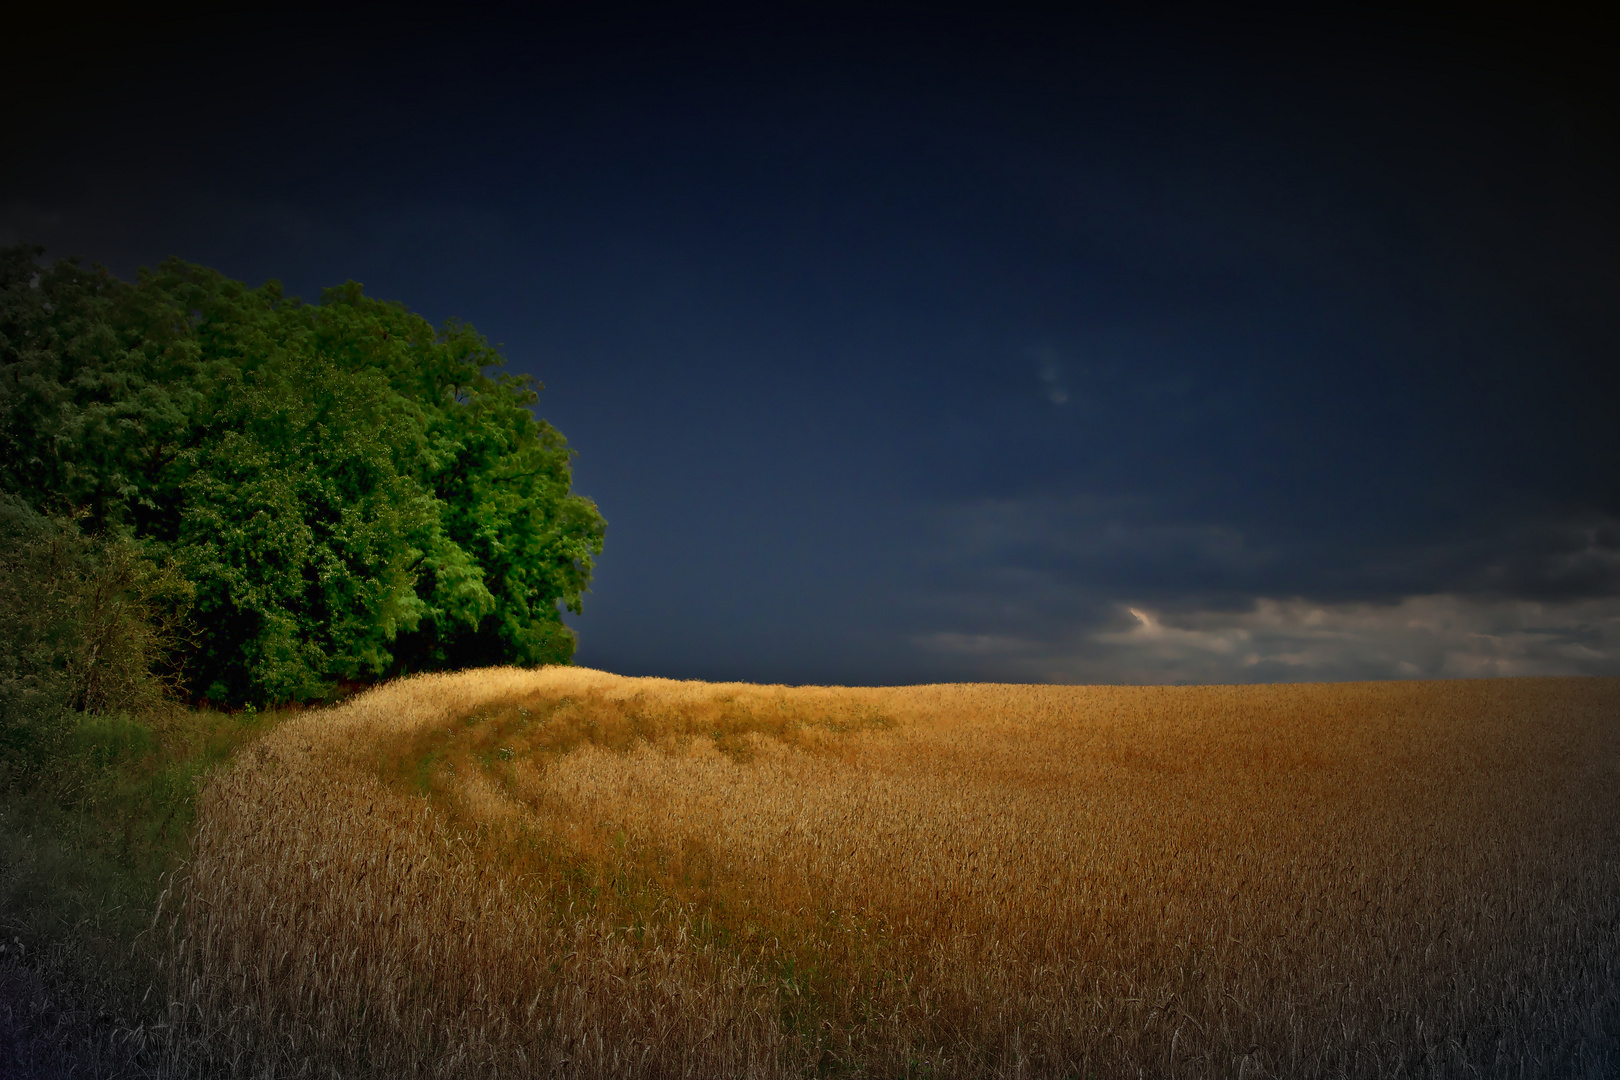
[0,243,604,709]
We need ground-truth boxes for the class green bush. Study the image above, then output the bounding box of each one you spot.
[0,498,190,790]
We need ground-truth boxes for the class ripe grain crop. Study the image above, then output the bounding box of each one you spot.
[149,670,1620,1078]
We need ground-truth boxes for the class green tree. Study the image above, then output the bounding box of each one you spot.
[0,246,605,705]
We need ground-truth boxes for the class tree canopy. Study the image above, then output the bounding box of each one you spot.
[0,244,605,705]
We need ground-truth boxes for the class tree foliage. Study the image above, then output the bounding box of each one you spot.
[0,245,605,705]
[0,496,191,788]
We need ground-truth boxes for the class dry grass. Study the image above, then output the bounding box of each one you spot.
[149,669,1620,1078]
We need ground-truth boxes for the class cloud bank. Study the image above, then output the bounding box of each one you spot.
[908,497,1620,684]
[919,594,1620,684]
[1089,594,1620,682]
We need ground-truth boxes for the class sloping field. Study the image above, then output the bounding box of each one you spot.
[152,670,1620,1078]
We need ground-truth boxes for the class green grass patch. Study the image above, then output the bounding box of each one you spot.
[4,706,280,901]
[0,703,286,1074]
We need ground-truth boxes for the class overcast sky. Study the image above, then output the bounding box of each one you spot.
[8,5,1618,685]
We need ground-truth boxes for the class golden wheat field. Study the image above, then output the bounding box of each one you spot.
[147,669,1620,1078]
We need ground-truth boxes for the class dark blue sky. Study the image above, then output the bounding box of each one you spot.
[9,5,1618,684]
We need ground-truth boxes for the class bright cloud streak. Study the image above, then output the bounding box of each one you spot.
[1084,594,1620,682]
[915,593,1620,683]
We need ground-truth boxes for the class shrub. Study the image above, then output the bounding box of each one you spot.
[0,497,190,790]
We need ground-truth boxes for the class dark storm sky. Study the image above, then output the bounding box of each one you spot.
[8,7,1619,684]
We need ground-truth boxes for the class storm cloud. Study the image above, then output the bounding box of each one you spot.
[9,8,1617,685]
